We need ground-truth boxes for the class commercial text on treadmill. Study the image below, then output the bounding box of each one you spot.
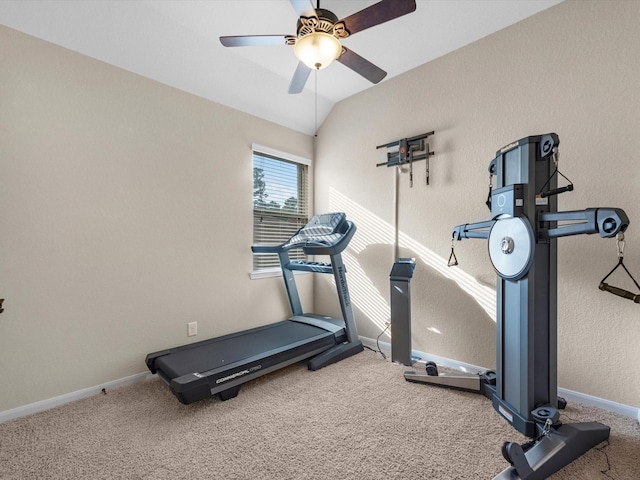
[215,365,262,385]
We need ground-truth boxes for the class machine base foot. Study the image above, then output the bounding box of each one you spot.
[404,370,483,393]
[218,385,241,401]
[493,422,610,479]
[308,341,364,371]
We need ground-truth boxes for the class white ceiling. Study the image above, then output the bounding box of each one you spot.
[0,0,563,135]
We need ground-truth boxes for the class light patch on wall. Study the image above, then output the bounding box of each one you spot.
[328,188,496,330]
[398,230,496,321]
[342,250,391,335]
[427,327,442,334]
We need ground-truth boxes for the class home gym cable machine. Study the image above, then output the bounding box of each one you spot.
[404,133,635,479]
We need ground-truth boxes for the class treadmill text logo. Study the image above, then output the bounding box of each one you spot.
[337,266,350,307]
[215,365,262,384]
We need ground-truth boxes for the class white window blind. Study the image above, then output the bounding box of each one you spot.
[252,148,309,271]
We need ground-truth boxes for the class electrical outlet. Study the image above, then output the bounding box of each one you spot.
[187,321,197,337]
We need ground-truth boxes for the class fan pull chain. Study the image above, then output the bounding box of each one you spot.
[314,69,318,137]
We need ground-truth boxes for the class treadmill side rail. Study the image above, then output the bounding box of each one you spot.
[290,314,345,336]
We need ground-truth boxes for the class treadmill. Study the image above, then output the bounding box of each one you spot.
[145,212,364,404]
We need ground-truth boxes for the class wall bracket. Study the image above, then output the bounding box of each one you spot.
[376,131,435,187]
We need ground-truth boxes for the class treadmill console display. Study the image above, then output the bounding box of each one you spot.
[285,212,349,252]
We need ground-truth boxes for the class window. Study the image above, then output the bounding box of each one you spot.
[252,144,309,272]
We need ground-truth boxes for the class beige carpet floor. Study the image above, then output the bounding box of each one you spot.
[1,349,638,479]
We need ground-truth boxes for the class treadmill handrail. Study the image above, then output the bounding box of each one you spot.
[251,244,282,254]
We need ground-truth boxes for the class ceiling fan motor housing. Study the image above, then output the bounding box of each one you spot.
[297,9,349,39]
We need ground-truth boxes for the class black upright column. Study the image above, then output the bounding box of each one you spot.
[390,258,416,366]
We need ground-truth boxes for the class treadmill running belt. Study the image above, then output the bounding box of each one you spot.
[152,320,334,379]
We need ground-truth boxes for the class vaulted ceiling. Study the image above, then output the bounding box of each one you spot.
[0,0,563,135]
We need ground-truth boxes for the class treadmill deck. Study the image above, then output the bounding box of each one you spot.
[146,318,344,403]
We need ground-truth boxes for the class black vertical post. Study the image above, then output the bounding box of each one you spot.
[390,258,416,366]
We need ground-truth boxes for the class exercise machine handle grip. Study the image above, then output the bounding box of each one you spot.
[599,282,640,303]
[251,244,281,254]
[540,184,574,198]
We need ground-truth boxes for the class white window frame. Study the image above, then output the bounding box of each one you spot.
[250,143,311,279]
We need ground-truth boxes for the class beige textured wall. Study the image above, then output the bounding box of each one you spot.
[0,26,313,411]
[315,0,640,407]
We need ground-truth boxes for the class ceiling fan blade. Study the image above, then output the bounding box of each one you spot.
[288,62,312,94]
[339,0,416,36]
[220,35,295,47]
[336,47,387,84]
[289,0,316,18]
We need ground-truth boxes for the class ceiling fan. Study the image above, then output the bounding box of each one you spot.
[220,0,417,94]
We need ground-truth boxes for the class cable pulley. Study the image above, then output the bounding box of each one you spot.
[538,147,574,198]
[599,232,640,303]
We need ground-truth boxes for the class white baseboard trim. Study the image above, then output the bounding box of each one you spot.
[3,340,639,425]
[557,387,640,421]
[362,336,640,422]
[0,371,153,424]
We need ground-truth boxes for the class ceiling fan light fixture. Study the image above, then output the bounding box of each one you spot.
[294,32,342,70]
